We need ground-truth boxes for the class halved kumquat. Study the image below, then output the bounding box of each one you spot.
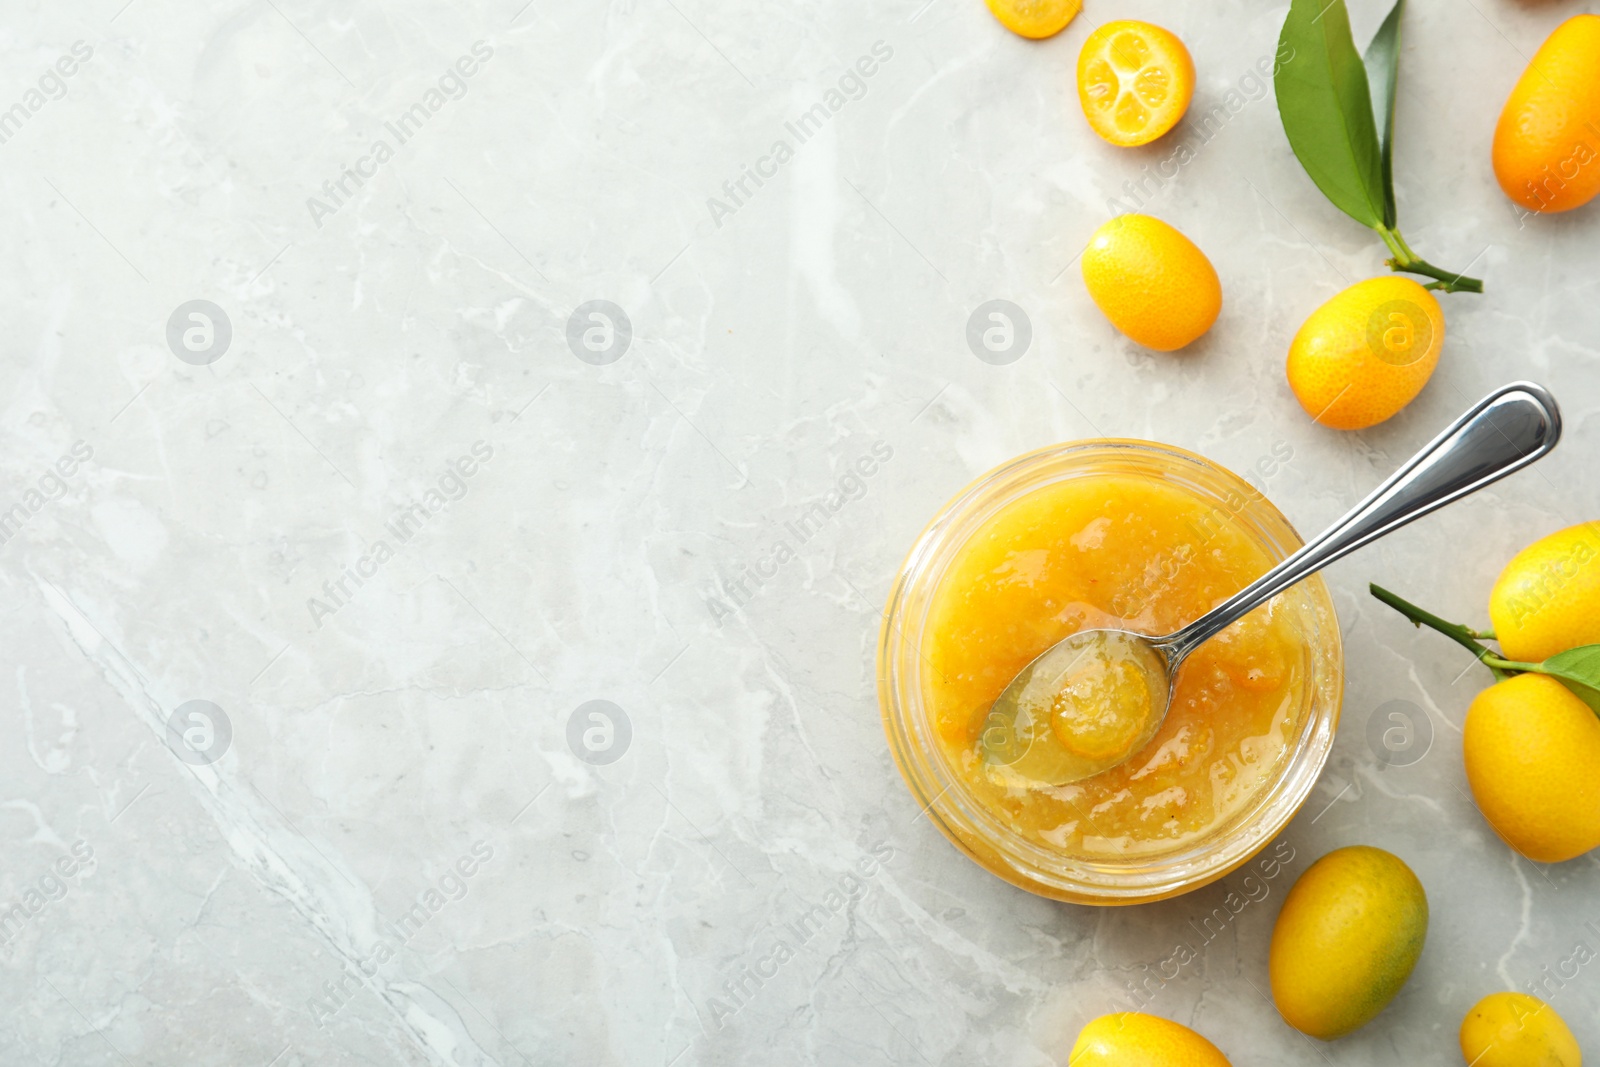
[984,0,1082,40]
[1077,20,1195,147]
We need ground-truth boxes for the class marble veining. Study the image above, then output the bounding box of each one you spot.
[2,1,1598,1064]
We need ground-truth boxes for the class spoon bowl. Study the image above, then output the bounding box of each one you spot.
[981,627,1173,784]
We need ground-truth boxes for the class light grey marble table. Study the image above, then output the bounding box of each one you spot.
[2,1,1597,1064]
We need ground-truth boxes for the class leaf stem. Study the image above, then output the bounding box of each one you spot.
[1368,583,1512,680]
[1388,227,1420,261]
[1369,223,1478,292]
[1388,257,1486,293]
[1374,225,1484,293]
[1377,226,1408,261]
[1481,653,1548,674]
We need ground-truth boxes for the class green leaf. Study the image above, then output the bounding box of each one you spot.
[1274,0,1388,229]
[1541,644,1600,716]
[1363,0,1405,228]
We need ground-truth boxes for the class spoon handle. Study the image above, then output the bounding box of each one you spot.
[1159,382,1562,665]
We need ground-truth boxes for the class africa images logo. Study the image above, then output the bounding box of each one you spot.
[306,41,495,229]
[705,41,894,228]
[305,441,495,628]
[0,440,93,549]
[0,41,93,147]
[307,840,495,1028]
[704,440,893,626]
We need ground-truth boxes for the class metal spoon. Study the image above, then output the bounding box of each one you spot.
[981,382,1563,786]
